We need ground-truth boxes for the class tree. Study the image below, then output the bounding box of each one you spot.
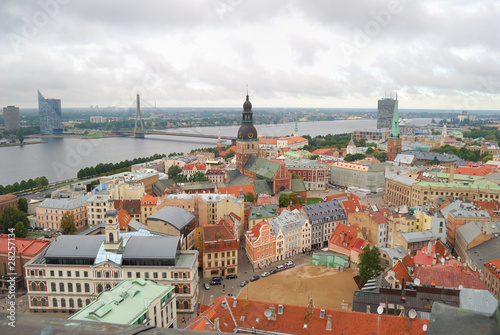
[358,245,383,285]
[482,155,493,163]
[365,147,374,155]
[0,206,29,234]
[61,211,76,235]
[244,192,255,202]
[16,128,24,144]
[289,192,303,206]
[225,150,235,159]
[189,172,210,182]
[13,221,28,238]
[279,193,290,208]
[291,173,301,179]
[18,198,28,213]
[168,165,183,179]
[428,156,440,165]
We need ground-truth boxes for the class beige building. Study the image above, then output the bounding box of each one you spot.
[86,192,114,226]
[25,211,199,314]
[36,194,92,230]
[202,220,238,278]
[108,182,145,201]
[131,159,166,173]
[100,171,160,195]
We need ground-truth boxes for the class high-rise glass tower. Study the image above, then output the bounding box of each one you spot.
[3,106,20,131]
[377,98,396,129]
[38,90,63,135]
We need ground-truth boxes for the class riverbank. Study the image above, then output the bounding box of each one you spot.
[0,140,46,148]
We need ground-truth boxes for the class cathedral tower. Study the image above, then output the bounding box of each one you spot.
[236,90,259,173]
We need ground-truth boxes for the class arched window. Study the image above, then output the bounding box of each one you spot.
[69,298,74,308]
[77,299,83,308]
[32,298,38,306]
[183,285,188,294]
[40,282,45,291]
[76,283,81,292]
[174,285,179,294]
[41,298,46,307]
[106,284,111,290]
[86,299,91,306]
[61,298,66,308]
[176,300,180,309]
[52,298,58,307]
[60,283,65,292]
[109,232,114,243]
[31,282,36,291]
[68,283,73,292]
[183,301,189,310]
[85,283,90,293]
[97,284,103,293]
[51,283,56,291]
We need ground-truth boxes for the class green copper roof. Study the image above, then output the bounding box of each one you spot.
[389,97,399,139]
[244,156,281,181]
[69,279,174,325]
[249,204,279,221]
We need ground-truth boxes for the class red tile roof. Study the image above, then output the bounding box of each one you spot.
[259,138,278,145]
[329,223,368,251]
[455,164,498,177]
[369,210,388,224]
[256,194,279,206]
[184,163,206,171]
[340,199,363,214]
[0,234,50,256]
[414,259,488,290]
[203,221,237,253]
[187,296,428,334]
[385,260,412,286]
[0,193,17,203]
[218,183,255,198]
[140,194,166,206]
[117,208,132,230]
[114,200,141,215]
[402,254,415,270]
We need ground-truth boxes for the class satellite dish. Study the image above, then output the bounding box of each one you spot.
[423,324,428,331]
[408,309,417,319]
[441,257,445,265]
[414,278,420,286]
[264,309,272,318]
[458,285,463,290]
[377,306,384,315]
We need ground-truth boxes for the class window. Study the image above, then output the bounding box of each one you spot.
[85,283,90,293]
[61,298,66,308]
[127,272,132,278]
[59,283,65,292]
[183,301,189,310]
[68,283,73,292]
[50,270,54,277]
[84,271,88,278]
[58,271,63,277]
[33,298,38,307]
[67,271,71,277]
[76,283,81,293]
[69,299,74,308]
[182,272,187,279]
[162,272,167,279]
[52,298,58,307]
[40,282,45,291]
[96,272,101,278]
[97,284,103,293]
[31,282,36,291]
[41,298,46,307]
[136,272,140,278]
[114,272,118,278]
[183,285,188,294]
[106,284,111,290]
[51,283,56,291]
[154,272,158,279]
[77,299,83,308]
[86,299,91,306]
[145,272,149,279]
[174,273,179,279]
[75,271,80,278]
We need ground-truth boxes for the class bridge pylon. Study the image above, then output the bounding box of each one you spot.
[134,94,144,138]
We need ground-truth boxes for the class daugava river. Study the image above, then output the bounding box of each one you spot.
[0,118,432,185]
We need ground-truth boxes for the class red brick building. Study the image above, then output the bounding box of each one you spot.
[483,259,500,298]
[0,235,50,291]
[245,220,276,269]
[0,193,18,219]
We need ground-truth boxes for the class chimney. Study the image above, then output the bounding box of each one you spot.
[205,323,210,331]
[326,315,332,331]
[209,295,214,306]
[214,317,220,331]
[426,240,432,257]
[431,279,436,287]
[449,164,455,183]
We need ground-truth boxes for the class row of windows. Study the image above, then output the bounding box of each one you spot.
[126,271,189,280]
[32,270,90,278]
[207,251,236,259]
[32,297,91,308]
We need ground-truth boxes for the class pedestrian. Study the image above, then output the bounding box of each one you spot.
[182,317,186,323]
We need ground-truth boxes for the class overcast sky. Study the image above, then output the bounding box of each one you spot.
[1,0,499,110]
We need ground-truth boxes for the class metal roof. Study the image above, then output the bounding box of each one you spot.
[45,235,105,259]
[401,230,433,243]
[122,236,179,260]
[466,235,500,271]
[459,288,498,314]
[147,206,195,231]
[38,193,93,210]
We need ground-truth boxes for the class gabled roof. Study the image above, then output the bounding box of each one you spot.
[290,178,307,193]
[117,208,132,230]
[329,223,368,251]
[414,259,487,290]
[466,235,500,271]
[244,156,281,181]
[0,234,50,256]
[218,184,254,198]
[0,193,17,203]
[384,260,411,285]
[114,199,141,215]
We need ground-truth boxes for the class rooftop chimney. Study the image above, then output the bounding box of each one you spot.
[326,315,332,331]
[449,164,455,183]
[214,317,220,331]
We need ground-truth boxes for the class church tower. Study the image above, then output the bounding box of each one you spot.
[386,95,402,161]
[217,130,223,153]
[104,209,122,251]
[236,90,259,173]
[346,133,356,155]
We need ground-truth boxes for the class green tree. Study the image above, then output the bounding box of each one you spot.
[225,150,235,159]
[189,172,210,182]
[291,173,301,179]
[0,206,29,234]
[18,198,28,213]
[16,128,24,144]
[358,245,383,285]
[344,153,366,162]
[13,221,28,238]
[482,155,493,163]
[428,156,440,165]
[279,193,290,208]
[289,192,303,206]
[365,147,374,155]
[61,211,77,235]
[168,165,183,179]
[244,192,255,202]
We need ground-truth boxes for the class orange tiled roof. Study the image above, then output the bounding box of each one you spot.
[455,164,497,176]
[140,194,166,206]
[484,259,500,280]
[117,208,132,230]
[259,138,278,145]
[114,200,141,215]
[329,223,366,251]
[369,210,388,224]
[247,220,271,242]
[0,234,50,256]
[287,136,308,144]
[0,193,17,203]
[401,254,415,270]
[256,194,279,206]
[340,199,363,214]
[187,296,428,334]
[385,260,412,285]
[414,258,488,289]
[184,163,206,171]
[218,183,255,198]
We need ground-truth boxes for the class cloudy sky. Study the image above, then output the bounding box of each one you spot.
[1,0,499,110]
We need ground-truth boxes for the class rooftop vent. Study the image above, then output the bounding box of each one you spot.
[278,304,284,315]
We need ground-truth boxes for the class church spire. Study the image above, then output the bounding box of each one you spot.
[389,95,400,139]
[294,116,299,137]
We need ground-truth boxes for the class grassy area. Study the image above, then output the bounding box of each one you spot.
[306,197,323,205]
[28,232,45,237]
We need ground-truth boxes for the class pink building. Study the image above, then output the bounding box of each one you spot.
[36,194,91,230]
[245,220,276,269]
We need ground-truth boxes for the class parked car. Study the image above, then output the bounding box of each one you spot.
[204,283,210,290]
[250,276,260,282]
[269,269,278,275]
[284,261,294,266]
[212,276,223,282]
[210,281,221,286]
[226,274,238,280]
[261,272,271,277]
[240,280,248,287]
[276,265,285,271]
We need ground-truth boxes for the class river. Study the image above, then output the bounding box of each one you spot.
[0,118,432,185]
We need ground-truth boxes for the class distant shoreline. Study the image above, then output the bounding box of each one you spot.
[0,140,46,148]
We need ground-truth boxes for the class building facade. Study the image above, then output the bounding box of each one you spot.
[86,192,114,226]
[36,194,91,230]
[38,90,63,135]
[285,160,329,191]
[0,194,18,219]
[377,97,396,129]
[483,259,500,298]
[3,106,20,131]
[245,220,276,269]
[202,221,238,278]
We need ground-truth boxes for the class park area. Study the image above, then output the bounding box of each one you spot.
[237,264,359,310]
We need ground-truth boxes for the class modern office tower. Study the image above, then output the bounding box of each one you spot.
[3,106,20,131]
[38,90,63,135]
[377,97,396,129]
[386,96,402,161]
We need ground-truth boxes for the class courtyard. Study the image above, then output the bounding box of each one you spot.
[236,263,359,310]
